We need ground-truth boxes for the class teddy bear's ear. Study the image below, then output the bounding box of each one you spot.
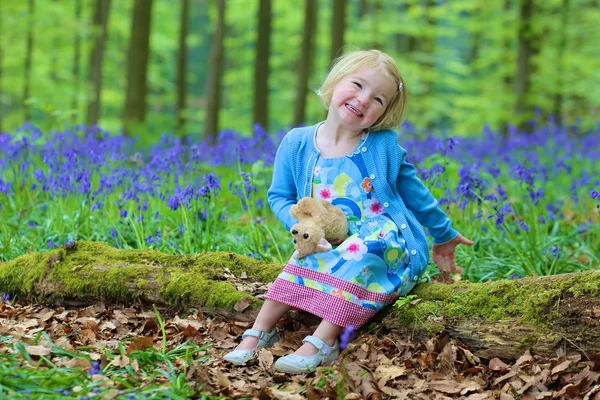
[304,199,323,215]
[315,237,332,253]
[290,204,299,219]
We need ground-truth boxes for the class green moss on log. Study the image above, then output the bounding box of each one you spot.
[393,271,600,330]
[0,241,282,310]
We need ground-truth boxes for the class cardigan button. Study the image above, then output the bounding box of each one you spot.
[400,224,407,229]
[370,174,375,180]
[361,147,367,152]
[383,202,389,208]
[410,250,417,255]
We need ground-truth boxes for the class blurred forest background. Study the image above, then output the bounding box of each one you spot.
[0,0,599,140]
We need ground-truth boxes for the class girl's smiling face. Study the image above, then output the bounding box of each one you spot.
[328,68,398,131]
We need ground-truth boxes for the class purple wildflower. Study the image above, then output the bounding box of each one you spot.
[1,293,10,303]
[88,361,101,376]
[119,209,128,218]
[167,195,180,211]
[339,326,357,350]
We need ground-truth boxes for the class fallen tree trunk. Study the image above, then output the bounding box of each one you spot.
[1,241,599,360]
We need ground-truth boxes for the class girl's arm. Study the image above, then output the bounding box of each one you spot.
[395,146,457,244]
[267,135,298,231]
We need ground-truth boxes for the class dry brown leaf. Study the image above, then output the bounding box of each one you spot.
[109,355,130,368]
[66,357,92,369]
[126,337,154,354]
[584,385,600,400]
[460,380,483,395]
[25,345,52,356]
[40,311,54,322]
[550,359,571,375]
[344,393,362,399]
[54,336,74,351]
[374,364,407,387]
[360,370,380,400]
[515,350,533,365]
[100,321,116,332]
[271,389,305,400]
[233,297,252,313]
[217,369,232,388]
[428,380,463,394]
[492,371,519,386]
[258,349,274,373]
[489,357,509,371]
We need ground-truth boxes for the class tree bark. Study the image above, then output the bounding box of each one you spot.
[293,0,317,127]
[86,0,111,127]
[515,0,538,130]
[23,0,35,121]
[329,0,346,63]
[204,0,226,144]
[123,0,154,133]
[552,0,569,126]
[176,0,190,133]
[253,0,271,132]
[0,0,4,132]
[72,0,82,124]
[1,241,598,361]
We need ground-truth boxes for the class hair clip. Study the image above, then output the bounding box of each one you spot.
[398,82,403,92]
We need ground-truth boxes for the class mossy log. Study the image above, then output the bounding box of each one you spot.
[1,241,599,360]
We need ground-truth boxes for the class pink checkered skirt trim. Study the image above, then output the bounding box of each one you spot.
[283,264,398,304]
[266,278,379,328]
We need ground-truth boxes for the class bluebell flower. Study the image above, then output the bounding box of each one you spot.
[1,293,10,303]
[339,326,357,350]
[119,209,128,218]
[88,361,101,376]
[167,195,180,211]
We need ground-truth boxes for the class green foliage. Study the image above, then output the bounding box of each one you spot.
[1,1,598,137]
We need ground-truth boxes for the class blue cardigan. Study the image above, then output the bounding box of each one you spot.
[267,123,458,278]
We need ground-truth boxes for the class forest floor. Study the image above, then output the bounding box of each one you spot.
[1,300,600,400]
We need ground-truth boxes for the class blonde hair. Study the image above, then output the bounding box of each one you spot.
[316,49,407,131]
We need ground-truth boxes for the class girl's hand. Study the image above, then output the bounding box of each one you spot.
[432,233,474,276]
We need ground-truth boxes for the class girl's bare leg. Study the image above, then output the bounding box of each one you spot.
[294,319,342,356]
[237,299,291,350]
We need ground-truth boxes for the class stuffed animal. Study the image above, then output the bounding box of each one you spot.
[289,198,348,259]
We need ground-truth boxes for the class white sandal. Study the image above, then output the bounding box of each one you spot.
[223,328,280,365]
[274,335,339,374]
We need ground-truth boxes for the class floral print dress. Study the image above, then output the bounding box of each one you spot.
[266,132,428,328]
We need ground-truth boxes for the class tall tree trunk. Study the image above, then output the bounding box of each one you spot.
[329,0,346,63]
[501,0,514,137]
[204,0,226,144]
[253,0,271,132]
[176,0,190,133]
[86,0,111,127]
[0,0,4,132]
[72,0,82,124]
[552,0,569,126]
[515,0,538,130]
[23,0,35,121]
[123,0,154,133]
[394,2,410,53]
[293,0,317,127]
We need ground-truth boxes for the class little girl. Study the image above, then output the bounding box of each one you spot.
[224,49,473,373]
